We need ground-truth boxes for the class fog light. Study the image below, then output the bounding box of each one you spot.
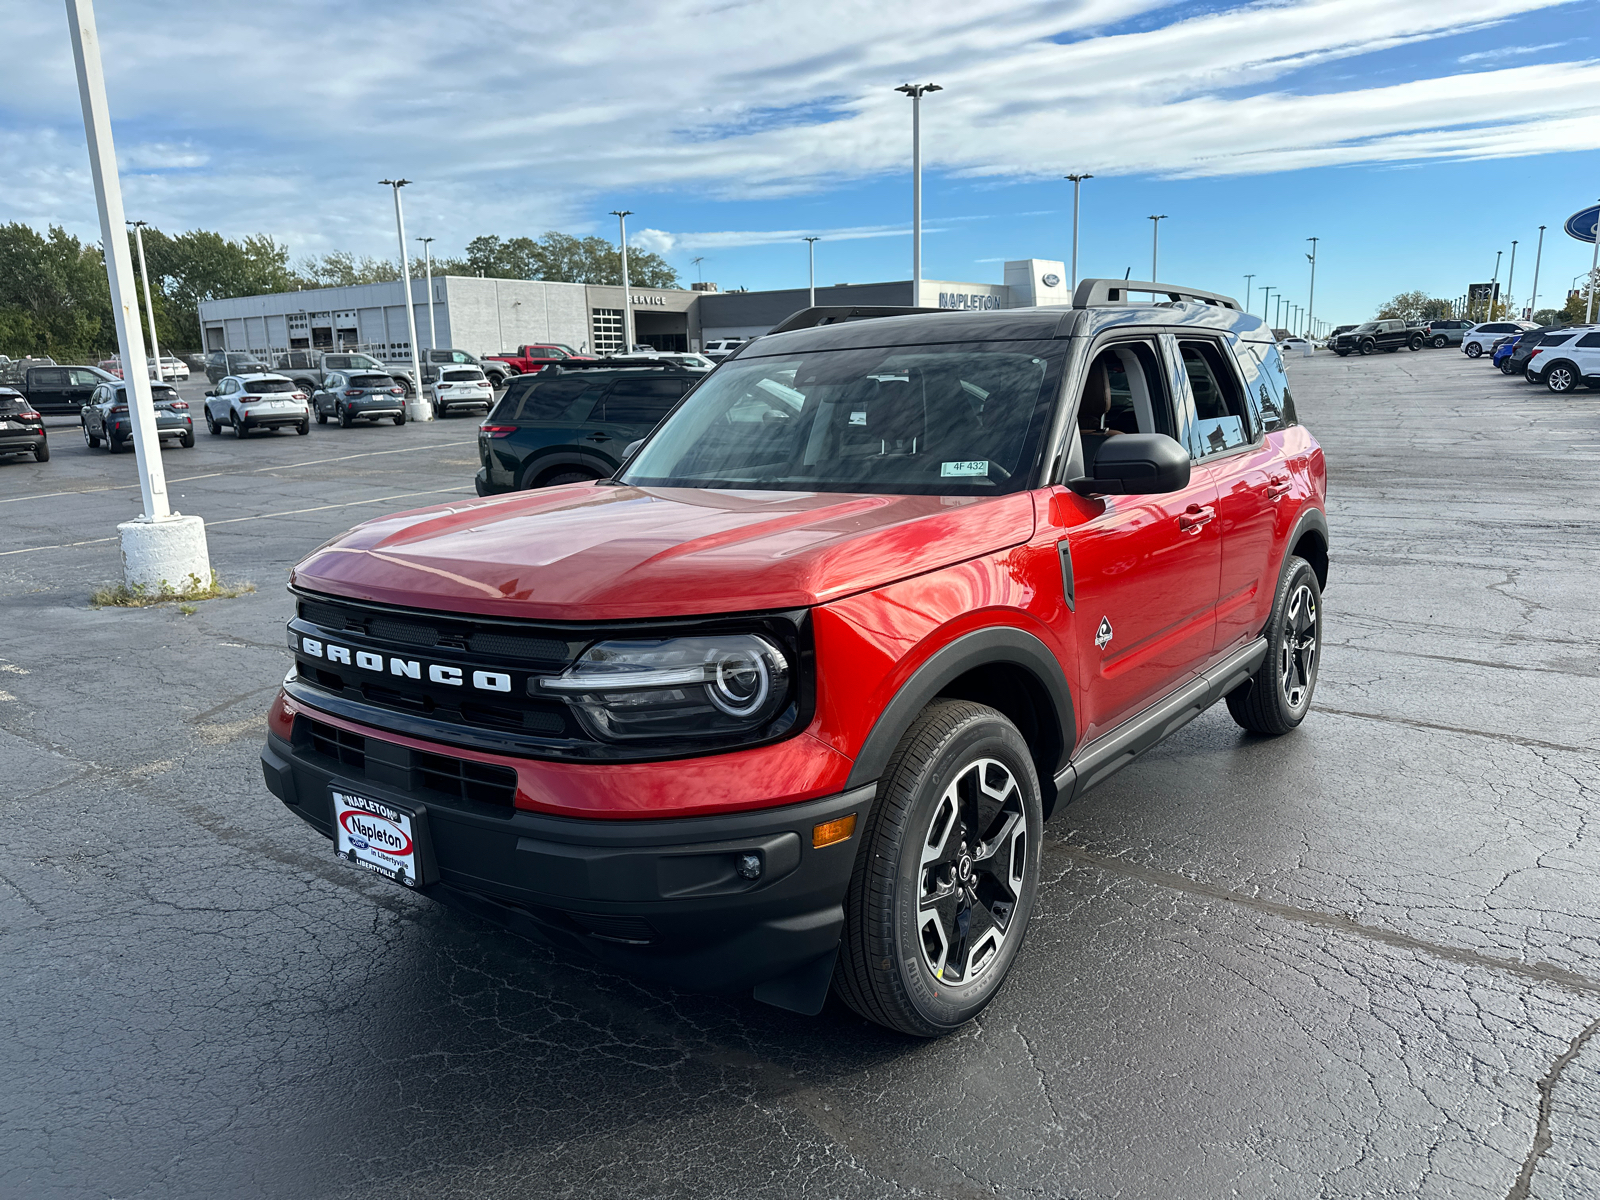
[812,814,857,849]
[736,853,762,880]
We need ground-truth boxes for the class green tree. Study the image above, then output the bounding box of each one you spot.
[0,223,112,360]
[462,231,678,287]
[140,228,296,351]
[1376,290,1453,322]
[1532,308,1564,325]
[295,251,402,288]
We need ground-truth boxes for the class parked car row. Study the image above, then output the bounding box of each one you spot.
[1471,323,1600,392]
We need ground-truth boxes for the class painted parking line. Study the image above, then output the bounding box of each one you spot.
[0,439,478,506]
[0,487,472,556]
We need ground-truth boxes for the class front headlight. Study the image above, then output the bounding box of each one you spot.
[538,635,792,742]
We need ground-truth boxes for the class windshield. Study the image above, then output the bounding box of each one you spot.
[621,343,1061,496]
[244,379,299,393]
[1354,323,1379,333]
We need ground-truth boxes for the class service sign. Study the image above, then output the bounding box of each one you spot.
[1564,205,1599,244]
[333,790,421,887]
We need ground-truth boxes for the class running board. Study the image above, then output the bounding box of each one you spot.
[1053,637,1268,804]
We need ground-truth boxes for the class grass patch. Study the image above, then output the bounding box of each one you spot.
[90,572,256,609]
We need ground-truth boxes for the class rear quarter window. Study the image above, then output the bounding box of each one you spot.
[503,377,603,422]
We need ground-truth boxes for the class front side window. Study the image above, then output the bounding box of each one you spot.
[623,343,1061,496]
[1177,340,1253,457]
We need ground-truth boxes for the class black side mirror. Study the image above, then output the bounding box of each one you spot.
[204,389,216,397]
[1069,432,1192,496]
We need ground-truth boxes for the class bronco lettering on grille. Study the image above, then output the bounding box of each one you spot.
[299,635,512,693]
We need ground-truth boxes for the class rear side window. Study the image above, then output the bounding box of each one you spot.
[1576,332,1600,348]
[1177,340,1253,457]
[32,368,68,387]
[1251,343,1298,430]
[600,378,685,425]
[1539,333,1576,346]
[1230,341,1287,434]
[504,377,602,422]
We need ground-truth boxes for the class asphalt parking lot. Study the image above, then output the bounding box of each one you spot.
[3,348,1598,1199]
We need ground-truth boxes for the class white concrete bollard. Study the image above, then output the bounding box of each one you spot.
[118,514,212,592]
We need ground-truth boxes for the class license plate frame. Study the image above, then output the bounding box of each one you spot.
[331,788,434,888]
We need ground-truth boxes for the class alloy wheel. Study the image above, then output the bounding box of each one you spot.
[1547,366,1575,393]
[915,758,1028,988]
[1279,583,1318,713]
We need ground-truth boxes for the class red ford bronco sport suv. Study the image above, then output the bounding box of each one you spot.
[263,279,1328,1037]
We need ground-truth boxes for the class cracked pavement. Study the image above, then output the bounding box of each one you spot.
[1,353,1597,1198]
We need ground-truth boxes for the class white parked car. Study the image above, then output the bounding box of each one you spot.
[1523,325,1600,392]
[203,372,310,437]
[1278,336,1312,354]
[1461,320,1536,359]
[427,367,494,417]
[158,356,190,381]
[701,338,746,362]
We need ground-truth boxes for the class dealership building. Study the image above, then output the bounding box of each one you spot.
[195,259,1070,361]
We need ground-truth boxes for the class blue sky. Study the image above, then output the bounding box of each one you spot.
[5,0,1599,325]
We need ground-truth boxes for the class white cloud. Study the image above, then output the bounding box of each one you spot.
[1458,40,1570,62]
[1,0,1595,255]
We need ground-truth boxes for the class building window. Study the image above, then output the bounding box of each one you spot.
[592,308,624,355]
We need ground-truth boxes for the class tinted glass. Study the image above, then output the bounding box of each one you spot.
[244,379,299,393]
[1538,333,1575,346]
[1230,342,1286,434]
[442,369,484,382]
[349,374,395,389]
[0,395,30,415]
[622,343,1061,496]
[601,378,684,425]
[32,368,69,387]
[507,377,602,422]
[70,369,104,387]
[1577,333,1600,348]
[1179,341,1252,455]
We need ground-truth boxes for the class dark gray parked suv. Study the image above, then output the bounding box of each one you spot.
[1421,319,1472,348]
[311,372,408,427]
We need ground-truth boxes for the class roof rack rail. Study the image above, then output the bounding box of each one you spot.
[767,305,949,335]
[1071,279,1241,311]
[545,360,698,374]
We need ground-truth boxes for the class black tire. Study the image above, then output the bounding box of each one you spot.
[83,423,100,448]
[1465,342,1483,359]
[206,410,220,435]
[34,439,49,462]
[1545,361,1579,393]
[393,412,406,426]
[316,408,327,424]
[297,419,310,435]
[833,699,1042,1037]
[338,404,352,429]
[294,380,316,397]
[1226,556,1322,736]
[397,378,414,397]
[232,412,246,438]
[108,431,126,453]
[1358,340,1375,356]
[1408,336,1423,351]
[1384,346,1399,353]
[532,467,600,488]
[1499,359,1514,375]
[1335,350,1349,357]
[1432,335,1447,348]
[180,430,195,448]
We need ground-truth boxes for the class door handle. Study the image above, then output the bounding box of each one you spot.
[1178,504,1215,533]
[1267,474,1292,499]
[584,432,611,442]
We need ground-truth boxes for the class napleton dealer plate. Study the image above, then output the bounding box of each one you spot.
[332,790,421,887]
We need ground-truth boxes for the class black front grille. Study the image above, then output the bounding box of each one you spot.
[299,716,517,810]
[306,718,366,770]
[414,751,517,807]
[370,617,439,647]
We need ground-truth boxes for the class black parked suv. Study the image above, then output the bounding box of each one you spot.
[475,364,702,493]
[205,351,270,384]
[1330,319,1424,356]
[0,388,48,462]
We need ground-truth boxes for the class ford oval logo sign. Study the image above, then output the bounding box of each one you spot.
[1565,205,1599,244]
[1041,273,1061,288]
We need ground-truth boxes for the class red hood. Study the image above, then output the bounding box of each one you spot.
[291,485,1037,620]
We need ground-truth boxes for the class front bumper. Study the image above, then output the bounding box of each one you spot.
[262,724,872,1002]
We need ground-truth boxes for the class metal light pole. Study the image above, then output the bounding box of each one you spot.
[610,209,634,352]
[1148,215,1167,281]
[1529,225,1546,317]
[1487,250,1502,321]
[128,220,161,381]
[1065,173,1092,289]
[1243,274,1255,315]
[1586,198,1600,323]
[803,236,820,307]
[416,235,436,353]
[380,179,428,420]
[67,0,210,589]
[1505,240,1518,321]
[1260,286,1274,323]
[1305,237,1319,341]
[895,83,941,305]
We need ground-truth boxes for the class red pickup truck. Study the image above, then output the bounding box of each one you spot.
[482,343,595,377]
[264,282,1328,1036]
